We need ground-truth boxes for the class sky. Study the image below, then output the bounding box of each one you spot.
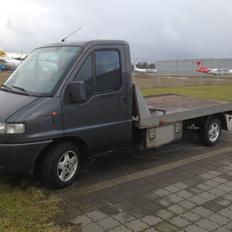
[1,0,232,61]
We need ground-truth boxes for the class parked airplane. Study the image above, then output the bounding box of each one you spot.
[0,49,27,71]
[196,61,232,75]
[134,64,157,73]
[0,56,21,71]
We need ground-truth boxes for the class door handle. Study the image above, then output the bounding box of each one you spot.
[119,96,127,107]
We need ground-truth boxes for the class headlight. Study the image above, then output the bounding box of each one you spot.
[0,123,25,134]
[0,122,5,133]
[6,124,25,134]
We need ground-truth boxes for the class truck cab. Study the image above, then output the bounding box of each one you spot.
[0,40,134,188]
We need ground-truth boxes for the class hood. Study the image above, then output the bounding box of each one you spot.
[0,90,37,121]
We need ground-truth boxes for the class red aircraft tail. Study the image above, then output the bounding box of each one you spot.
[196,60,209,73]
[196,60,203,67]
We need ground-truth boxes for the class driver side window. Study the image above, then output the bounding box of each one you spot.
[73,55,93,98]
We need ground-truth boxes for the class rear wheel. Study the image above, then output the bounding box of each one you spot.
[198,117,222,146]
[42,142,81,189]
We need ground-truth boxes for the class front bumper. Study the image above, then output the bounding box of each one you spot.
[0,140,52,176]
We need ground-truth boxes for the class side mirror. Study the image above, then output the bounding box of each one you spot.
[66,81,87,103]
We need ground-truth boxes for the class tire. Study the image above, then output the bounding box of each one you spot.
[41,142,81,189]
[198,117,222,146]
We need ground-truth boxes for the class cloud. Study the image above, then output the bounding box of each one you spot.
[0,0,232,61]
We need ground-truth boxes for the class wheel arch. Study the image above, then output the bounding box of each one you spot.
[197,114,226,130]
[215,113,228,130]
[33,136,89,175]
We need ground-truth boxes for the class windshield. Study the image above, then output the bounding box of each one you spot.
[5,46,82,96]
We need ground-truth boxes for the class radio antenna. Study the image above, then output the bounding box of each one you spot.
[61,27,82,42]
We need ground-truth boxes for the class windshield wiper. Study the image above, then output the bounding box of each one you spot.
[0,84,13,92]
[11,85,32,96]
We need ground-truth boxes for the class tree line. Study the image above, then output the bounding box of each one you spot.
[136,62,156,69]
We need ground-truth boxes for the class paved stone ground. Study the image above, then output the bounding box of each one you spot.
[57,131,232,232]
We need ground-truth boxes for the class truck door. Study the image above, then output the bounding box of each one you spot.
[62,45,132,154]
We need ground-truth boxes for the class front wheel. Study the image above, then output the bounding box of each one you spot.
[42,142,81,189]
[198,117,222,146]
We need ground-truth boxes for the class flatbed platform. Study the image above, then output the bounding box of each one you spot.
[134,85,232,129]
[146,95,230,115]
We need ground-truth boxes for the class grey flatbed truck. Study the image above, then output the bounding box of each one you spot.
[0,40,231,188]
